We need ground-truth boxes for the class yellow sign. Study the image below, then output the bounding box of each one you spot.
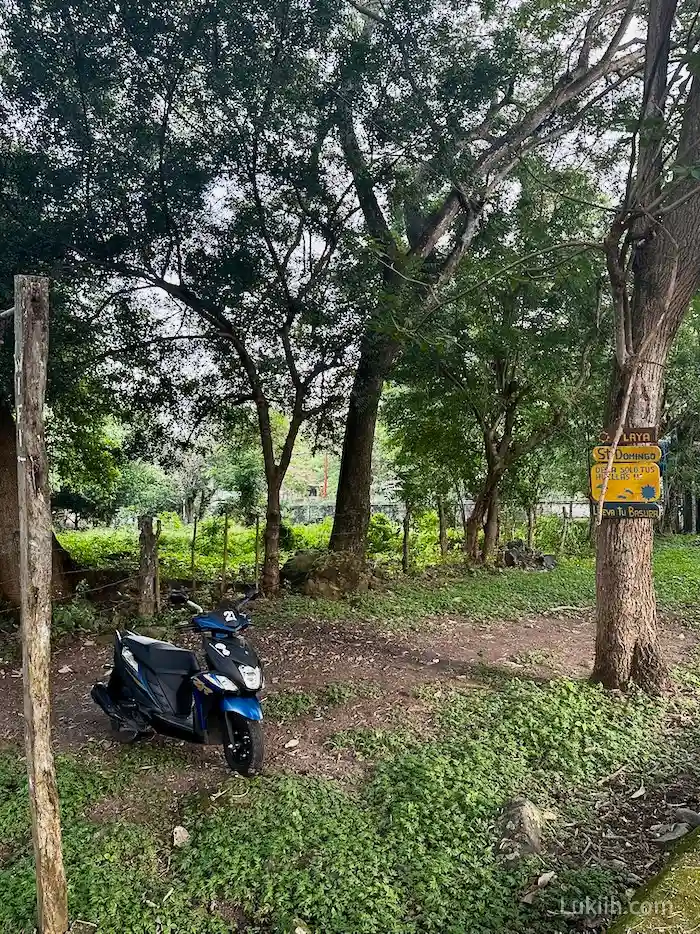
[590,462,661,503]
[592,445,662,463]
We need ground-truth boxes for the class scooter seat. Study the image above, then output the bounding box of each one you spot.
[125,633,199,675]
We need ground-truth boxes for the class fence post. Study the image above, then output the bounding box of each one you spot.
[254,513,260,584]
[14,275,69,934]
[190,514,198,595]
[138,515,157,617]
[221,509,229,598]
[402,503,411,574]
[154,518,162,613]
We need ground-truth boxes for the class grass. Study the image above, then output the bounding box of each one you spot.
[264,681,378,723]
[57,519,700,632]
[57,516,336,583]
[257,558,595,630]
[5,537,700,931]
[1,677,691,934]
[257,538,700,631]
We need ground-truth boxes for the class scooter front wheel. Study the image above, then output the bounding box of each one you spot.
[223,712,264,776]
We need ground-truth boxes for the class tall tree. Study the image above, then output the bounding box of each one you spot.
[327,0,644,554]
[594,0,700,691]
[656,304,700,531]
[386,166,609,563]
[3,0,362,592]
[0,139,92,602]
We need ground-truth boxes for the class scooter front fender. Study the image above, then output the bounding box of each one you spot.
[221,696,263,721]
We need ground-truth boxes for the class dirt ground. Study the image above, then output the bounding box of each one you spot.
[0,607,696,780]
[2,604,699,931]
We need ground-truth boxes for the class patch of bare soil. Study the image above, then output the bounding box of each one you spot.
[88,763,205,828]
[0,609,695,766]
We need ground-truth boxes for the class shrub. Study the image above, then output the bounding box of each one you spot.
[367,513,400,555]
[534,514,590,556]
[288,516,333,551]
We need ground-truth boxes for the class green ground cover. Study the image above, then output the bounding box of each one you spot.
[2,675,696,934]
[6,536,699,933]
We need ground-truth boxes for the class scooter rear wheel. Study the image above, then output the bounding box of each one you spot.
[223,712,264,776]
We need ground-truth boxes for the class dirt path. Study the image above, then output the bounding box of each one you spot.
[0,609,695,779]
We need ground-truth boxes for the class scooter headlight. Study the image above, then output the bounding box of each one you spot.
[238,664,262,690]
[205,673,238,693]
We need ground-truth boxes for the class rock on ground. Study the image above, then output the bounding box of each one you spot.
[498,797,548,859]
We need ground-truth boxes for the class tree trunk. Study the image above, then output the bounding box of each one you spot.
[138,515,157,617]
[457,487,470,551]
[594,357,668,692]
[329,331,399,554]
[221,510,229,598]
[464,499,485,561]
[15,275,69,934]
[465,471,502,562]
[594,516,664,691]
[527,506,536,550]
[154,519,161,613]
[594,0,700,692]
[482,489,499,564]
[437,496,448,558]
[0,404,71,607]
[683,490,694,532]
[262,482,282,595]
[183,496,195,525]
[402,503,410,573]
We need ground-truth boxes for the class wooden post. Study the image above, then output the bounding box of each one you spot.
[254,513,260,584]
[190,514,198,595]
[437,496,448,559]
[402,503,411,574]
[137,515,157,617]
[154,518,162,613]
[221,509,229,598]
[527,506,536,550]
[14,275,69,934]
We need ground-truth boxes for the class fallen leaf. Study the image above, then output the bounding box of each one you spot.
[537,870,556,888]
[521,891,537,905]
[630,784,646,799]
[284,738,300,749]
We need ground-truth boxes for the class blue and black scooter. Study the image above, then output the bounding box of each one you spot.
[91,588,264,775]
